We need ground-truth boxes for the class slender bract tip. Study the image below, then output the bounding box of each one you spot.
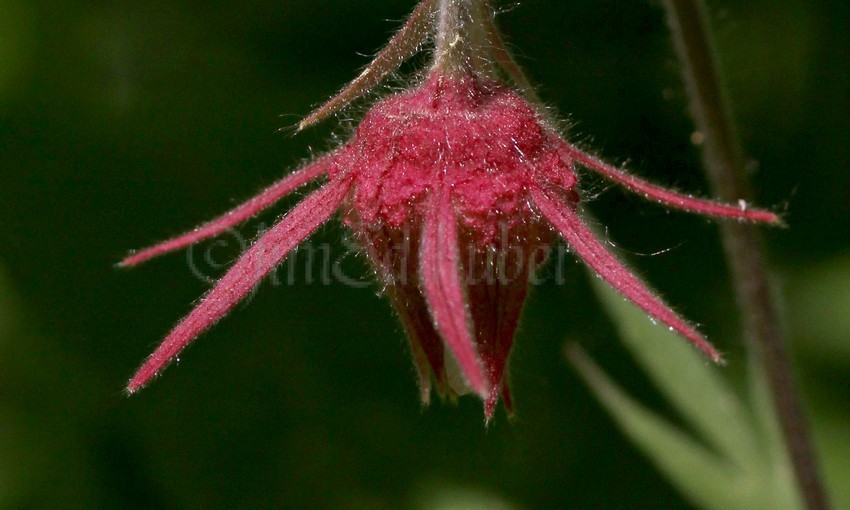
[127,353,171,394]
[296,117,317,132]
[118,251,148,268]
[744,207,784,226]
[126,373,150,394]
[704,344,725,365]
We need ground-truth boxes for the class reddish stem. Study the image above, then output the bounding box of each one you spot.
[663,1,830,508]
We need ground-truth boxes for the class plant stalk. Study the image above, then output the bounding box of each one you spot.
[433,0,493,77]
[661,1,830,509]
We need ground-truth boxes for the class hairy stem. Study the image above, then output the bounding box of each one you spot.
[433,0,493,77]
[662,1,830,509]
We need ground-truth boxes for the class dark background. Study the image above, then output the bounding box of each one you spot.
[1,1,847,508]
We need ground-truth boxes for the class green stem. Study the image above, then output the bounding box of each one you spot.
[662,1,830,509]
[433,0,493,77]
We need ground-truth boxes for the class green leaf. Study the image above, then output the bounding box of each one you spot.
[589,278,761,468]
[567,345,750,510]
[746,356,804,509]
[568,278,804,510]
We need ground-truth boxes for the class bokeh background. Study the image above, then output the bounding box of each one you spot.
[1,0,847,508]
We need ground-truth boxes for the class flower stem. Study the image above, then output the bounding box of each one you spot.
[433,0,492,77]
[662,1,831,509]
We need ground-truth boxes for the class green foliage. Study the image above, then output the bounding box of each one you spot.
[570,273,850,510]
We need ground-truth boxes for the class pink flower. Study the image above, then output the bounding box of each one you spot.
[123,0,779,419]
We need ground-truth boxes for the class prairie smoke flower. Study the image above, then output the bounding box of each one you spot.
[122,0,779,419]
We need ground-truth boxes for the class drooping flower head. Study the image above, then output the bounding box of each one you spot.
[122,0,779,419]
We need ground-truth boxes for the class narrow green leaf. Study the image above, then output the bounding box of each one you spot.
[747,355,805,509]
[581,277,803,510]
[567,345,753,510]
[590,278,762,468]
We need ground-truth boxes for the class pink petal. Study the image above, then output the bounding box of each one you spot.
[558,141,780,224]
[420,185,489,398]
[531,186,723,363]
[127,176,353,392]
[120,158,330,267]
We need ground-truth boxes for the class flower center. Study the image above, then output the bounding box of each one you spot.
[332,72,576,247]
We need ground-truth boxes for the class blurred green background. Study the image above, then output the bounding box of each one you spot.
[1,0,847,508]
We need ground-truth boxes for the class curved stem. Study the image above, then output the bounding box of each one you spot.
[662,1,830,509]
